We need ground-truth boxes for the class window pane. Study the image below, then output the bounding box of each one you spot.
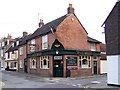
[79,61,81,67]
[82,59,87,65]
[32,60,35,66]
[42,35,48,49]
[88,60,90,67]
[91,43,96,51]
[40,56,49,69]
[48,61,49,68]
[43,59,47,65]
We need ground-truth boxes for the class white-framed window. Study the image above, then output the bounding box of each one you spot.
[17,41,19,46]
[19,60,23,68]
[12,43,14,47]
[30,58,36,69]
[31,39,35,45]
[40,56,49,69]
[91,43,96,51]
[2,41,4,47]
[79,56,91,68]
[19,47,23,55]
[12,51,18,59]
[10,62,17,69]
[1,49,3,57]
[42,35,48,50]
[30,39,35,52]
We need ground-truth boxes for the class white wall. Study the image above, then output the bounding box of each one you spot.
[107,55,120,85]
[100,60,107,74]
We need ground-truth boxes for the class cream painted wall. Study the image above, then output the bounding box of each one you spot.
[100,60,107,74]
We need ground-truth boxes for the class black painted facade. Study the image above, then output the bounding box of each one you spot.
[103,2,120,55]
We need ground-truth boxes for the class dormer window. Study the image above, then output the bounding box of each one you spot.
[42,35,48,50]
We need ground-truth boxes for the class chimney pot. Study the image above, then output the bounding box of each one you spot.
[23,32,28,37]
[39,19,44,27]
[69,4,72,7]
[67,3,74,14]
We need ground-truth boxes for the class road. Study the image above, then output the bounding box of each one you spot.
[0,70,120,89]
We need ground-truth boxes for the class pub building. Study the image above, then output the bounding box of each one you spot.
[22,4,101,77]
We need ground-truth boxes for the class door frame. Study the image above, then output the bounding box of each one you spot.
[93,60,98,75]
[53,55,64,77]
[24,59,28,73]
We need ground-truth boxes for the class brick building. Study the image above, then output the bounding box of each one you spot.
[15,4,101,77]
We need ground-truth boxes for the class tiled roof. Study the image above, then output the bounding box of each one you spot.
[30,15,67,39]
[87,36,101,43]
[19,34,32,46]
[6,45,18,52]
[6,34,32,52]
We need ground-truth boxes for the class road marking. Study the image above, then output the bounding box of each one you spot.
[72,84,77,87]
[0,81,5,87]
[91,81,101,84]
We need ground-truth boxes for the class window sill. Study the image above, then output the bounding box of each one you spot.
[40,68,49,70]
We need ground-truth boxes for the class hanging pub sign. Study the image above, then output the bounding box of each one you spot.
[67,57,77,66]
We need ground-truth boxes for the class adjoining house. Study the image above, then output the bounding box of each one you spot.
[100,43,107,74]
[16,4,101,77]
[5,32,31,71]
[0,35,13,70]
[5,37,20,71]
[18,32,31,73]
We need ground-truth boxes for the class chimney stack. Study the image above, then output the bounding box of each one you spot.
[67,4,74,14]
[39,19,44,28]
[23,31,28,37]
[7,34,12,39]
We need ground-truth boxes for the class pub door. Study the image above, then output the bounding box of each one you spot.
[94,61,98,74]
[53,56,63,77]
[24,60,28,73]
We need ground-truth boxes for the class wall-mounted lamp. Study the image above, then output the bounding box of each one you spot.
[56,50,59,54]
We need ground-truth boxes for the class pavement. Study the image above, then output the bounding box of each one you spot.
[1,70,120,89]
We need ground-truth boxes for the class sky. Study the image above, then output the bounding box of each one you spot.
[0,0,117,43]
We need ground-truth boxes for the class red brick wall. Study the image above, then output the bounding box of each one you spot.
[48,34,56,49]
[27,41,31,54]
[35,37,42,51]
[28,56,53,77]
[96,43,100,51]
[18,45,26,72]
[56,14,89,50]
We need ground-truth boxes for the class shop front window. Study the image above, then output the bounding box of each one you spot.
[40,56,49,69]
[30,58,36,69]
[79,56,91,68]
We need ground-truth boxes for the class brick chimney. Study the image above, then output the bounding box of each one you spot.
[39,19,44,28]
[7,34,12,39]
[23,31,28,37]
[67,4,74,14]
